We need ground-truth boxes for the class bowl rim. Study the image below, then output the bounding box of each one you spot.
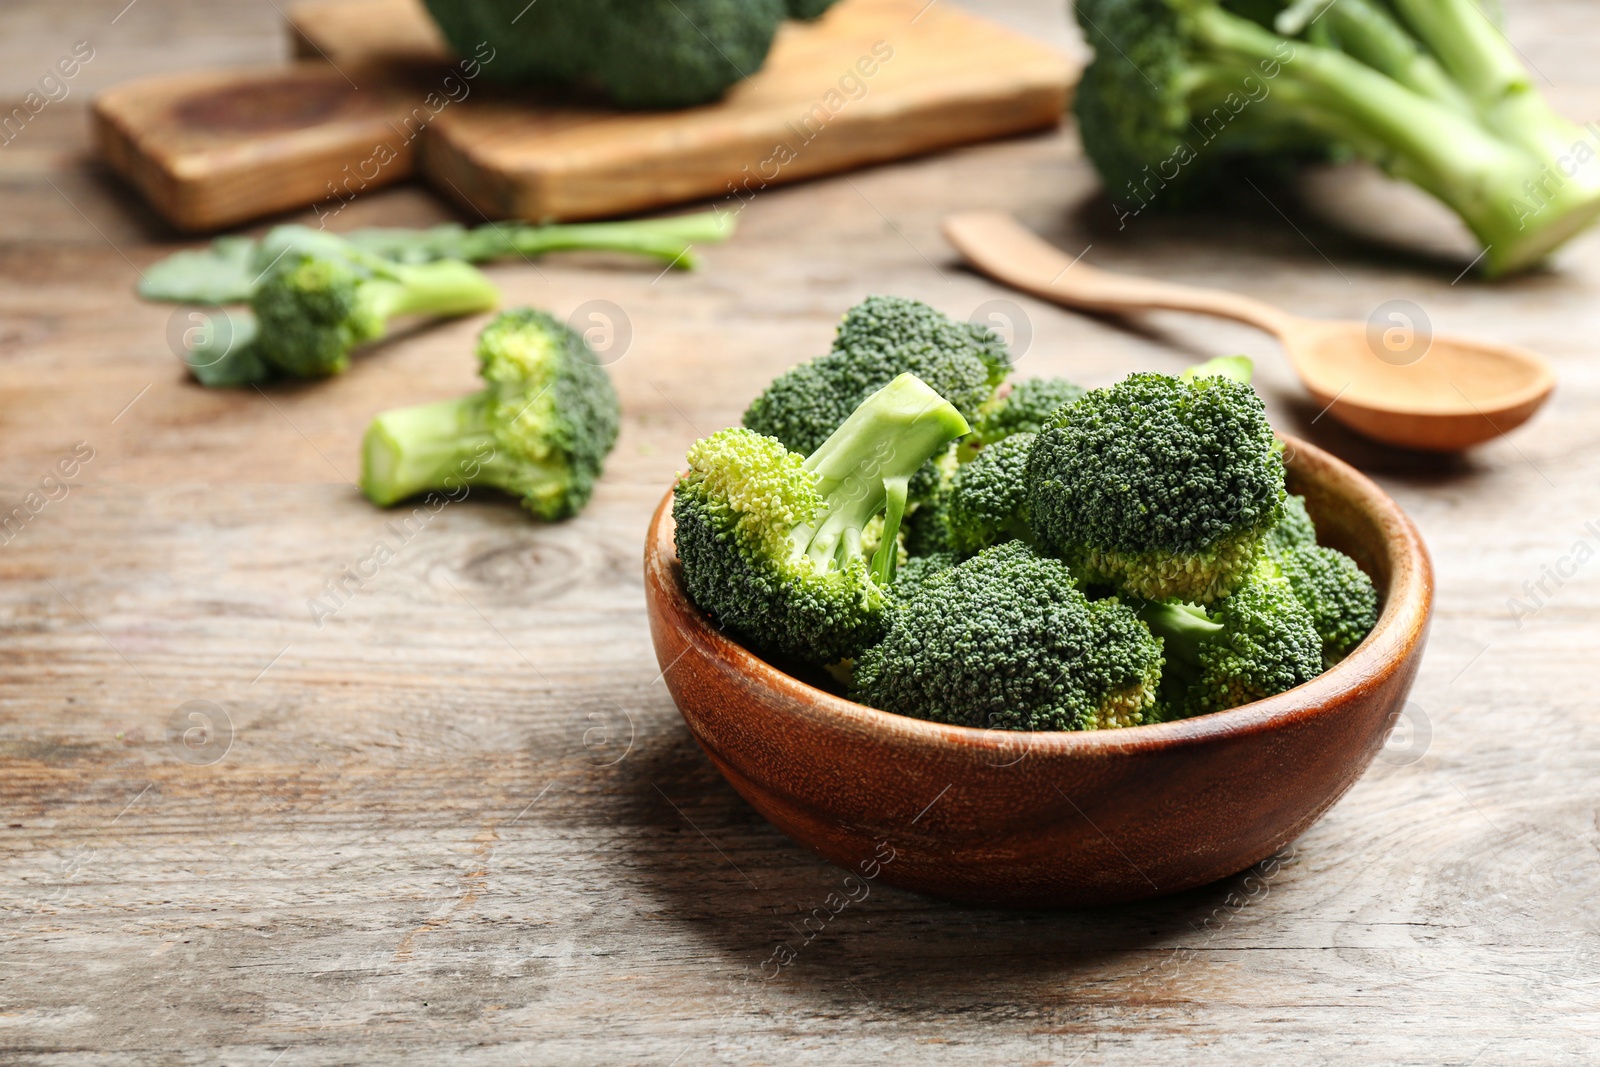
[647,433,1434,759]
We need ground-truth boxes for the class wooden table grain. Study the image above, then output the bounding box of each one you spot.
[3,2,1599,1064]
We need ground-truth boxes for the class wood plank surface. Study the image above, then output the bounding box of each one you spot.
[3,1,1600,1064]
[92,63,425,231]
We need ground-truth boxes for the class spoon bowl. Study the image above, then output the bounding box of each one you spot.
[942,212,1556,452]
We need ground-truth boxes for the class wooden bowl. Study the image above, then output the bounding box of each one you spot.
[643,435,1433,908]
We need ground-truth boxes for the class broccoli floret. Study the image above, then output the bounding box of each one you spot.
[361,308,621,520]
[854,542,1164,731]
[894,552,958,596]
[1264,493,1318,556]
[1277,544,1379,666]
[252,248,498,378]
[966,376,1085,454]
[1137,561,1322,719]
[1072,0,1600,276]
[944,431,1036,556]
[674,373,970,666]
[423,0,788,109]
[785,0,840,18]
[141,213,735,307]
[1028,370,1284,603]
[744,295,1008,458]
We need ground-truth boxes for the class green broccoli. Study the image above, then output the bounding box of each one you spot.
[252,248,498,379]
[1136,561,1323,719]
[361,308,621,520]
[424,0,793,109]
[1277,543,1379,666]
[943,431,1037,556]
[1028,370,1284,603]
[744,295,1008,458]
[964,376,1085,457]
[785,0,841,18]
[1264,492,1318,556]
[893,551,959,596]
[1072,0,1600,276]
[673,373,970,667]
[853,541,1164,731]
[140,212,735,306]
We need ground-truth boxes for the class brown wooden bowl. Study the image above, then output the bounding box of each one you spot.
[643,435,1433,908]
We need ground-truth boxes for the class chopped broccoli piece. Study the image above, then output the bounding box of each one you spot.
[965,376,1085,455]
[423,0,789,109]
[1028,370,1284,603]
[1137,561,1322,719]
[744,295,1008,458]
[1072,0,1600,276]
[139,213,733,306]
[674,373,971,666]
[854,541,1164,731]
[893,552,959,596]
[785,0,840,18]
[1264,493,1318,556]
[1277,544,1379,665]
[944,431,1037,556]
[252,248,499,378]
[361,308,621,520]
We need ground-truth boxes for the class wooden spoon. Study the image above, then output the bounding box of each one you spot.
[942,212,1555,451]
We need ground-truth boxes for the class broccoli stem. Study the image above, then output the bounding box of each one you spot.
[1136,601,1219,675]
[361,260,502,325]
[456,214,736,270]
[1385,0,1529,107]
[796,373,970,577]
[1319,0,1474,116]
[400,212,742,271]
[1195,7,1600,275]
[361,392,560,507]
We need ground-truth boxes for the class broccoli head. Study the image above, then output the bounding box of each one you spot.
[785,0,840,18]
[674,373,970,666]
[1028,370,1284,603]
[1277,543,1379,666]
[744,295,1008,458]
[965,376,1085,456]
[853,541,1164,731]
[361,308,621,520]
[252,247,498,378]
[893,551,958,597]
[1264,492,1318,557]
[1137,560,1322,719]
[943,431,1036,556]
[423,0,789,109]
[1072,0,1600,276]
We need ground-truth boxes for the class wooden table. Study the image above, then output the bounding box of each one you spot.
[3,2,1598,1063]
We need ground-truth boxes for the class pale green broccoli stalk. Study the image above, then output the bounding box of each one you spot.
[673,373,971,666]
[854,541,1164,731]
[1073,0,1600,276]
[252,250,499,378]
[361,308,621,520]
[1027,369,1285,603]
[140,212,734,306]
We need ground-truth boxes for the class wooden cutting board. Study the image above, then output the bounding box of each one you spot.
[95,0,1075,230]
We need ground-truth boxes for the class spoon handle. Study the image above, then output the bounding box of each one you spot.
[943,212,1296,338]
